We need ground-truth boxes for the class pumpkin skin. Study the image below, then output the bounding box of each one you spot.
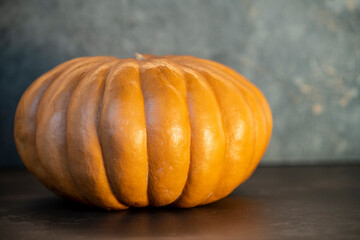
[14,55,272,210]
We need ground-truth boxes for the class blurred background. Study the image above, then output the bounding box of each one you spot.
[0,0,359,167]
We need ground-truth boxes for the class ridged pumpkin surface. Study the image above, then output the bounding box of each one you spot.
[14,55,272,210]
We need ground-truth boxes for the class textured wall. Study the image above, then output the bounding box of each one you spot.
[1,0,359,166]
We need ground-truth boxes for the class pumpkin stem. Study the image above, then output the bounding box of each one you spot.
[135,53,146,61]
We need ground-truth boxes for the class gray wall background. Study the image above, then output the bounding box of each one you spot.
[1,0,359,167]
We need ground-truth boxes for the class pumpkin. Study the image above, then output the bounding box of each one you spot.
[14,54,272,210]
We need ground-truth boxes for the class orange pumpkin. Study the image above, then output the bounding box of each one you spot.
[14,54,272,210]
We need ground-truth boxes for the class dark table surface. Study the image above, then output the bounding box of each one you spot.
[0,166,359,240]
